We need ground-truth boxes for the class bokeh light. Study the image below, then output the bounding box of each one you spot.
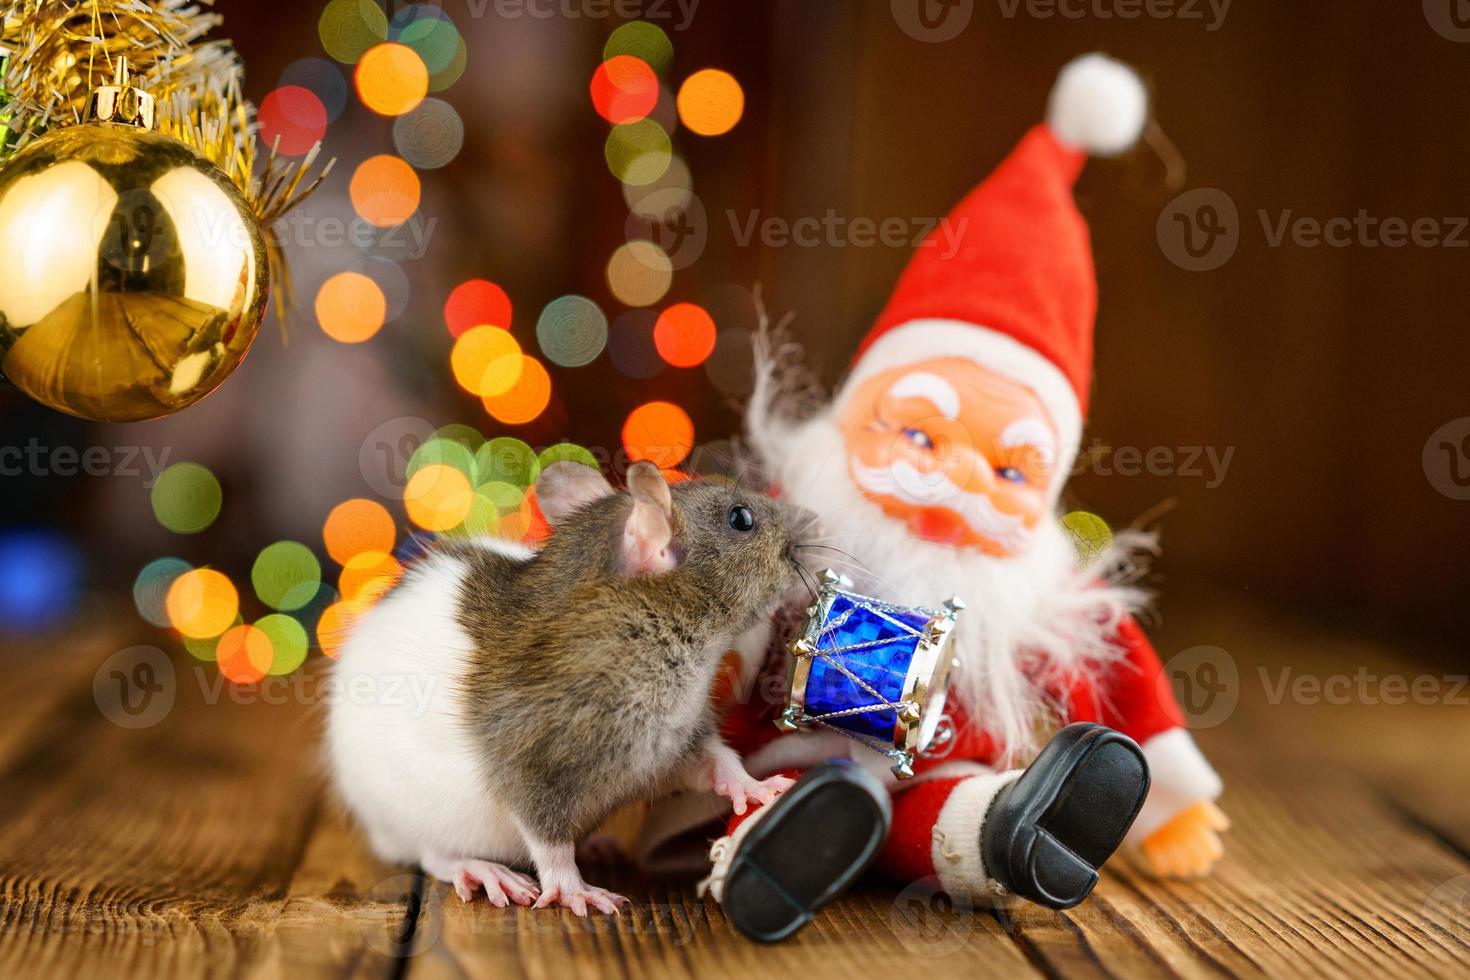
[351,154,421,227]
[605,120,672,185]
[623,155,692,219]
[608,309,665,379]
[606,241,673,307]
[475,437,540,488]
[1061,511,1113,568]
[451,326,523,396]
[536,295,607,368]
[259,86,327,155]
[316,271,387,343]
[393,97,464,169]
[339,550,402,605]
[133,557,192,629]
[591,55,660,124]
[623,401,695,469]
[252,541,322,612]
[355,42,429,116]
[408,436,477,485]
[151,462,222,534]
[677,69,744,136]
[392,6,463,74]
[319,0,389,65]
[604,21,674,75]
[482,356,551,425]
[256,614,310,675]
[654,302,717,368]
[405,464,475,531]
[349,256,411,323]
[539,443,601,471]
[217,623,273,684]
[318,601,359,658]
[445,279,512,336]
[428,34,467,91]
[324,499,396,566]
[166,569,240,640]
[0,531,81,633]
[280,57,349,122]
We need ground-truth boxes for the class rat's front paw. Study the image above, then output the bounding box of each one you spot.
[710,756,795,816]
[533,872,628,916]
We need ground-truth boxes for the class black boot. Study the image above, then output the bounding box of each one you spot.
[718,760,891,942]
[981,722,1150,910]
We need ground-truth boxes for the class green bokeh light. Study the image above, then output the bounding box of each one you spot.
[605,120,671,186]
[256,614,310,675]
[133,557,191,628]
[151,463,223,534]
[604,22,674,75]
[252,542,323,612]
[475,437,540,489]
[318,0,389,64]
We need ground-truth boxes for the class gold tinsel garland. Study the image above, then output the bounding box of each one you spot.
[0,0,333,312]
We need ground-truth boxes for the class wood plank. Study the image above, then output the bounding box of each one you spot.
[0,635,414,979]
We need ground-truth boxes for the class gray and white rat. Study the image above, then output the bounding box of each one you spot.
[326,460,806,914]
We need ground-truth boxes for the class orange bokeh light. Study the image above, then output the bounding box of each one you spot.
[350,154,421,227]
[317,601,360,658]
[355,42,429,117]
[217,624,274,684]
[590,55,659,124]
[323,498,396,566]
[445,279,513,337]
[451,325,523,396]
[677,69,744,136]
[404,464,475,531]
[483,355,551,425]
[622,401,694,469]
[166,569,240,639]
[653,303,717,367]
[339,550,403,605]
[316,272,387,343]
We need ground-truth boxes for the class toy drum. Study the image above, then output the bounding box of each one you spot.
[777,569,963,778]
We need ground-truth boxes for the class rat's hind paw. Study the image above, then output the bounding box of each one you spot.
[424,856,540,907]
[533,876,629,916]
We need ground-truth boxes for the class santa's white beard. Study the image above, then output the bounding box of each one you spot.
[749,402,1151,764]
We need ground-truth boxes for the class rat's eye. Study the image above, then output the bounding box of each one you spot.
[728,505,756,533]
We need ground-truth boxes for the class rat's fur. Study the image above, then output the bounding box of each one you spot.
[326,471,802,906]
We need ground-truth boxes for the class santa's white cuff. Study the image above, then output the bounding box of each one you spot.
[930,769,1021,905]
[1126,728,1223,843]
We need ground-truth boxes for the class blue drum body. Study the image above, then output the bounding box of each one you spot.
[779,571,963,778]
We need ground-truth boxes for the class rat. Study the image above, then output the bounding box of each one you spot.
[326,460,807,915]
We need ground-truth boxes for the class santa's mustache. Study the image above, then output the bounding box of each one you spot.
[850,460,1034,553]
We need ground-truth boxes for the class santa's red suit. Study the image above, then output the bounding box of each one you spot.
[635,54,1222,903]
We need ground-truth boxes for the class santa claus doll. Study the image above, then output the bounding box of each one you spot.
[636,52,1228,942]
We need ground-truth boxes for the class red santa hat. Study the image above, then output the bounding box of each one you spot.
[839,53,1148,493]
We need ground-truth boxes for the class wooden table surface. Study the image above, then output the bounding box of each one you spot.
[1,590,1467,979]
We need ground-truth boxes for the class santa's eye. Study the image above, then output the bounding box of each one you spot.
[902,427,933,450]
[997,466,1026,484]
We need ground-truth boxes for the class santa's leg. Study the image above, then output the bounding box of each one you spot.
[702,761,890,942]
[882,723,1151,909]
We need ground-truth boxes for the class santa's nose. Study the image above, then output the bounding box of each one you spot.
[946,450,994,495]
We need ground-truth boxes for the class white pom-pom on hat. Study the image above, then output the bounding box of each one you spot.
[1046,52,1148,156]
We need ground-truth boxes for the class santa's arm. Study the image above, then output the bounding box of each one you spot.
[1083,617,1228,876]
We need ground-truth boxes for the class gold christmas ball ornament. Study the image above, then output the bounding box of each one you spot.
[0,63,268,422]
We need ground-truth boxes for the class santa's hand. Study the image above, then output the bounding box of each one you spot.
[1140,801,1229,879]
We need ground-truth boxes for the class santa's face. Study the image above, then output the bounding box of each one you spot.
[837,358,1058,556]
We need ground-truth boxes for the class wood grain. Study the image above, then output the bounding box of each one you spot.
[0,592,1467,978]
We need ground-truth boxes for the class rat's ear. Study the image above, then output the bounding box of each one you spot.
[536,462,614,525]
[622,462,675,575]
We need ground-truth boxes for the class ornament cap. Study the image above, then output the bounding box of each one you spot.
[85,57,156,130]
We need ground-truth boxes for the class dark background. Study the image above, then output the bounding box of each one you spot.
[2,0,1467,660]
